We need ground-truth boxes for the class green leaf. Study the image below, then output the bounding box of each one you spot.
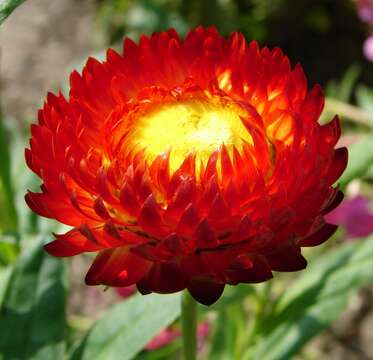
[0,0,26,25]
[0,238,67,360]
[0,235,19,266]
[209,298,252,359]
[0,116,18,231]
[252,234,373,360]
[0,265,13,309]
[135,340,181,360]
[325,65,360,102]
[356,85,373,115]
[208,309,236,360]
[339,136,373,188]
[208,284,254,312]
[71,293,181,360]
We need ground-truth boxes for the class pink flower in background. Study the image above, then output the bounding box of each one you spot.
[145,328,181,351]
[356,0,373,25]
[355,0,373,61]
[326,196,373,239]
[116,285,136,299]
[197,322,210,340]
[363,34,373,61]
[145,322,210,351]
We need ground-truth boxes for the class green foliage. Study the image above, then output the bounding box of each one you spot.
[252,234,373,360]
[71,293,181,360]
[339,136,373,188]
[326,65,360,103]
[356,85,373,115]
[0,237,67,360]
[0,0,27,26]
[0,235,19,266]
[0,116,18,232]
[208,284,254,312]
[135,340,181,360]
[98,0,188,44]
[209,309,236,359]
[0,266,13,309]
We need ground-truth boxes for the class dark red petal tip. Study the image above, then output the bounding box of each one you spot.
[298,223,338,247]
[188,280,225,306]
[227,255,273,284]
[326,147,348,186]
[139,262,188,294]
[44,240,79,257]
[85,248,151,287]
[266,245,307,272]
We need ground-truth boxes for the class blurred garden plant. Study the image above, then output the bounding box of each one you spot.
[0,1,373,360]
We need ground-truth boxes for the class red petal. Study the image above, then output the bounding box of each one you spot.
[44,228,103,257]
[138,194,164,233]
[195,219,218,249]
[136,281,152,295]
[120,182,140,216]
[93,197,111,220]
[168,178,195,213]
[137,262,188,294]
[85,247,151,286]
[220,144,233,180]
[320,116,341,146]
[177,204,200,235]
[321,190,344,215]
[326,147,348,185]
[227,254,273,284]
[163,233,186,254]
[266,245,307,272]
[301,84,324,122]
[208,193,230,220]
[298,223,338,247]
[188,280,225,305]
[25,191,51,218]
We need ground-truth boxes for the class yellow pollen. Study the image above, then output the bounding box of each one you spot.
[217,70,232,92]
[128,98,252,172]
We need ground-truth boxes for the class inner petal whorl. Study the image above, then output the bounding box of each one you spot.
[126,97,253,173]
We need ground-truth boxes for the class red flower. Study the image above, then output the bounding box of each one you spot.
[26,27,347,305]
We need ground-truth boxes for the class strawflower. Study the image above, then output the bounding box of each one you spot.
[26,27,347,305]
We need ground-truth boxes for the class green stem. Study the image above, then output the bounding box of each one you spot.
[181,290,197,360]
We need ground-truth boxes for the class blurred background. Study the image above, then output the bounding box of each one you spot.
[0,0,373,359]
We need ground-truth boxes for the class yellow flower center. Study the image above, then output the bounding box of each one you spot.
[128,97,252,173]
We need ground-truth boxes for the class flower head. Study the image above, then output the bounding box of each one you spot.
[26,27,347,305]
